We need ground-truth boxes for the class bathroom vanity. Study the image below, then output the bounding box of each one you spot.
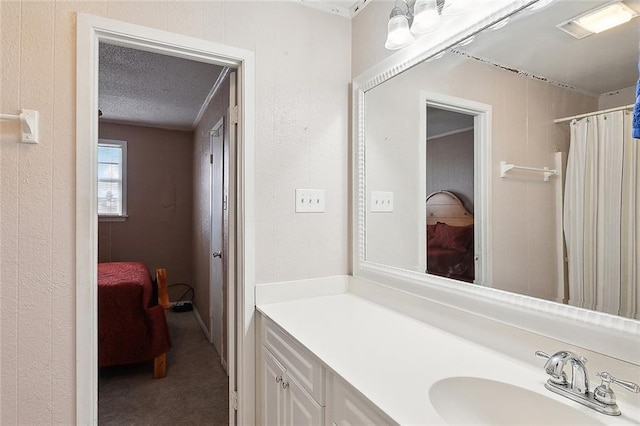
[256,277,640,425]
[257,0,640,424]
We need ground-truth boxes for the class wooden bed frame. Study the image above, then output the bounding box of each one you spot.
[426,190,474,226]
[154,268,170,379]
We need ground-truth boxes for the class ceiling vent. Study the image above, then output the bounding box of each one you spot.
[556,1,639,39]
[556,20,595,39]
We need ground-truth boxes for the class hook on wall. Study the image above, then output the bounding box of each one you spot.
[0,109,39,144]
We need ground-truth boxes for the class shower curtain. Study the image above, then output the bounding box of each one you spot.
[564,110,639,319]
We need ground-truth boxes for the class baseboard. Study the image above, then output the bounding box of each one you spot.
[255,275,350,305]
[192,304,211,342]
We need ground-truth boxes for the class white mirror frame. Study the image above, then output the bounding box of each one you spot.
[352,0,640,365]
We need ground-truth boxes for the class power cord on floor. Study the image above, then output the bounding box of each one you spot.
[168,283,194,313]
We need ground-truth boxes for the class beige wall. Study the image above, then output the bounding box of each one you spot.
[98,123,194,295]
[192,74,229,349]
[0,1,350,423]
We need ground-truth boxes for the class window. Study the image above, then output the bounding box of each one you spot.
[97,139,127,218]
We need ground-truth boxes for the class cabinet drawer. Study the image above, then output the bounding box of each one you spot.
[263,319,325,404]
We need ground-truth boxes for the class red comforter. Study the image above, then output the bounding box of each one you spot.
[98,262,171,367]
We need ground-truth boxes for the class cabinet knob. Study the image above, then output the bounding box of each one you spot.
[281,381,289,390]
[275,376,283,384]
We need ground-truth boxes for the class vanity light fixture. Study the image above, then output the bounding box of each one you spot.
[385,0,472,50]
[411,0,442,34]
[385,5,415,50]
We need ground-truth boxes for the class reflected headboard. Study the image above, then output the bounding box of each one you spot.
[426,190,474,226]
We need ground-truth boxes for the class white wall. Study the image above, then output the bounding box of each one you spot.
[598,85,636,110]
[0,1,350,423]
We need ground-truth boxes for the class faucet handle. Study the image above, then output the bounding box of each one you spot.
[594,372,640,405]
[535,350,550,360]
[535,350,568,386]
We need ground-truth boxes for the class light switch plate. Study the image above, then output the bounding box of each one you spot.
[370,191,393,212]
[295,189,325,213]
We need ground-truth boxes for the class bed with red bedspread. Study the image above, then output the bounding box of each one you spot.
[426,191,475,283]
[98,262,171,369]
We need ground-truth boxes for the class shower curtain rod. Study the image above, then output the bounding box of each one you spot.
[554,104,634,124]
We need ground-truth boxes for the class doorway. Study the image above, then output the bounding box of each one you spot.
[76,14,256,425]
[419,91,492,285]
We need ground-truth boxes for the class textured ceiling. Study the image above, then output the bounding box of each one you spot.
[99,43,225,130]
[459,0,640,95]
[427,107,474,139]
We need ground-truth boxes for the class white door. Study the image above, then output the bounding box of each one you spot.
[227,70,239,425]
[210,118,225,359]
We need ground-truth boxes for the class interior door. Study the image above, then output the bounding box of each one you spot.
[227,70,239,425]
[210,118,225,360]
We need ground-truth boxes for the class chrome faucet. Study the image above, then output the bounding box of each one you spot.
[538,350,589,394]
[536,350,639,416]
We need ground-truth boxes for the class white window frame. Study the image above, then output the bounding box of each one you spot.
[97,138,128,221]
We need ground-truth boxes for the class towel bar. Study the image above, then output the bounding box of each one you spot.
[0,109,39,144]
[500,161,557,182]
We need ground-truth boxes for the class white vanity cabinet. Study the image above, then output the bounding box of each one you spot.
[326,373,394,426]
[260,318,325,426]
[262,348,323,426]
[259,314,396,426]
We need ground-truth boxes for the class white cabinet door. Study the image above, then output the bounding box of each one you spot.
[263,348,286,426]
[327,373,394,426]
[285,373,324,426]
[263,348,324,426]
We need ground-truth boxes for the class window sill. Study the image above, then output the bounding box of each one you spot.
[99,215,128,223]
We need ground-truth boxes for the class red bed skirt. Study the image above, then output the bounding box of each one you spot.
[98,262,171,367]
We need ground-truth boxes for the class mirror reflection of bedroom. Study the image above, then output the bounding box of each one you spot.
[425,107,475,283]
[96,42,233,424]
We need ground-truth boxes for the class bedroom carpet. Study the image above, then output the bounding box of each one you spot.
[98,310,229,425]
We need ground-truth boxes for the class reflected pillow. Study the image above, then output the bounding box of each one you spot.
[428,222,473,252]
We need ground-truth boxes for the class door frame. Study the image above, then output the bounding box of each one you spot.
[419,90,492,285]
[75,14,256,425]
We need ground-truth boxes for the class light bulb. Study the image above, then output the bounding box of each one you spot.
[455,35,475,47]
[426,50,446,62]
[442,0,472,16]
[385,8,415,50]
[486,17,509,31]
[526,0,554,11]
[411,0,441,34]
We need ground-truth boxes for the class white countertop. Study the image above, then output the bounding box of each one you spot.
[257,293,640,425]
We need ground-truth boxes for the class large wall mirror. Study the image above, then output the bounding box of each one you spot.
[354,0,639,362]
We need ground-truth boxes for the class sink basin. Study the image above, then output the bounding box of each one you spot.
[429,377,607,425]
